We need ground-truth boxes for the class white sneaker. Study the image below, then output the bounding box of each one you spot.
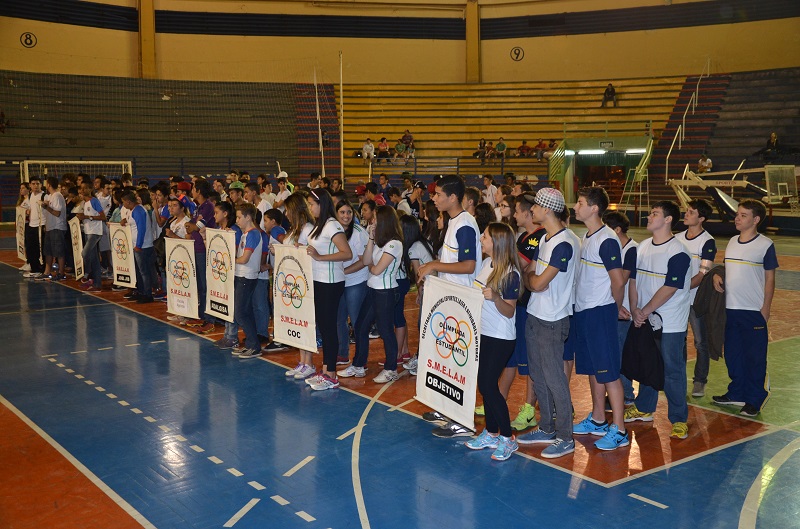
[23,272,42,278]
[285,363,304,377]
[20,263,31,272]
[338,365,366,378]
[373,369,400,384]
[402,356,418,370]
[305,373,324,386]
[293,363,316,380]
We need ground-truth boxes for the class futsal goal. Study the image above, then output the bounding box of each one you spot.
[19,160,133,183]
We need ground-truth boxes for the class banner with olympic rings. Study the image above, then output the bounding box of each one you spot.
[109,223,136,288]
[68,217,84,281]
[205,228,236,322]
[165,238,199,319]
[415,276,483,431]
[272,244,317,353]
[16,207,26,261]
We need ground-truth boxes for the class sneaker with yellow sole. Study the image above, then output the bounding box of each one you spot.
[511,403,537,431]
[623,404,654,423]
[474,405,485,416]
[670,422,689,439]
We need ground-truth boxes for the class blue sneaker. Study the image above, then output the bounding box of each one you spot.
[491,435,518,461]
[573,412,609,436]
[541,438,576,459]
[517,428,556,445]
[465,430,499,451]
[594,424,630,451]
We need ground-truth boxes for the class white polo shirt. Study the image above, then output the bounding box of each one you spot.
[723,234,778,311]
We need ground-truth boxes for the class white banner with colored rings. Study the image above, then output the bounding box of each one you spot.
[15,206,26,261]
[109,223,136,288]
[415,276,483,431]
[205,228,236,323]
[272,244,317,353]
[165,238,199,319]
[68,217,84,281]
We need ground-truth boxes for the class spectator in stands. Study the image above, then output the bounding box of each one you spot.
[534,139,548,161]
[516,140,533,158]
[376,137,391,164]
[393,139,407,164]
[698,153,713,173]
[475,138,488,164]
[494,138,508,159]
[362,138,375,164]
[378,173,391,198]
[407,141,416,160]
[544,139,558,159]
[601,83,618,107]
[753,132,781,160]
[401,129,414,146]
[485,141,496,160]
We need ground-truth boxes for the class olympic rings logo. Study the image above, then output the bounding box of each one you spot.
[209,249,230,282]
[112,236,128,259]
[169,259,191,288]
[429,311,472,366]
[276,271,308,308]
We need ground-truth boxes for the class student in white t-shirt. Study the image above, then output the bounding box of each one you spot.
[304,189,352,391]
[76,185,106,290]
[164,198,190,240]
[273,176,292,212]
[350,206,404,384]
[334,199,370,369]
[712,200,778,417]
[417,175,481,439]
[464,223,522,461]
[232,203,264,358]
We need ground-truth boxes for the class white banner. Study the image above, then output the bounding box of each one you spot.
[15,206,26,261]
[205,228,236,322]
[415,276,483,431]
[109,223,136,288]
[68,217,84,280]
[273,244,317,353]
[165,238,199,319]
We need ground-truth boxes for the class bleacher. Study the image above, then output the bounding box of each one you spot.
[340,77,685,183]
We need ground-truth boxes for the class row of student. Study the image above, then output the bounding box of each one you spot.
[405,178,777,463]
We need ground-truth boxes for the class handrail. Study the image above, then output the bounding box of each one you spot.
[634,137,654,182]
[681,92,695,143]
[664,124,682,183]
[730,158,747,198]
[548,143,567,184]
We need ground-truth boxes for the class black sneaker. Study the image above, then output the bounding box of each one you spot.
[123,291,138,300]
[136,296,154,304]
[431,421,473,438]
[263,341,289,352]
[740,404,760,417]
[422,411,449,424]
[112,285,127,292]
[712,395,745,407]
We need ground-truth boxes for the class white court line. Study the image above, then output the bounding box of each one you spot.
[629,493,668,509]
[41,354,58,358]
[106,393,117,398]
[387,398,415,412]
[283,456,315,477]
[158,425,170,432]
[337,426,359,440]
[739,436,800,529]
[95,387,105,392]
[190,445,205,453]
[222,498,260,528]
[98,347,113,351]
[84,380,95,385]
[150,340,165,344]
[125,343,140,347]
[143,416,156,423]
[208,456,223,464]
[227,468,244,477]
[130,408,142,414]
[118,401,129,406]
[175,435,187,442]
[65,369,74,373]
[348,379,397,529]
[176,337,190,341]
[74,374,84,379]
[248,481,265,491]
[0,394,157,529]
[295,511,316,522]
[56,363,64,367]
[70,350,87,354]
[271,495,290,506]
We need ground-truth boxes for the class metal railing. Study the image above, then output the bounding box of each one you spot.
[664,58,711,183]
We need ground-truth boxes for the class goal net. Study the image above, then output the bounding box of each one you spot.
[20,160,132,183]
